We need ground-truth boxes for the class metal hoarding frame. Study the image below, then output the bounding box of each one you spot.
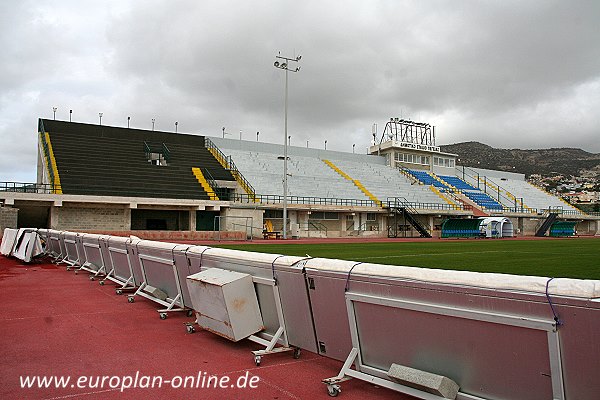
[99,237,139,293]
[76,234,108,279]
[62,232,82,268]
[127,249,191,319]
[49,230,67,264]
[323,292,564,399]
[247,275,298,365]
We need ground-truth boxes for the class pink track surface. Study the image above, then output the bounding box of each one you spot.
[0,255,409,400]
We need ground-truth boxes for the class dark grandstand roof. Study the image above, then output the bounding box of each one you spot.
[38,119,235,199]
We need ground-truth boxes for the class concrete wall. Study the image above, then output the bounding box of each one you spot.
[221,207,264,238]
[0,207,18,238]
[50,205,130,231]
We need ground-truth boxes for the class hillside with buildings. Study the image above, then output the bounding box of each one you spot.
[440,141,600,205]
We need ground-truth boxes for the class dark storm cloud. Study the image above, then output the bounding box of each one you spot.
[1,0,599,181]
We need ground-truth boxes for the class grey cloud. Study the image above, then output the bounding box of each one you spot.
[1,0,599,182]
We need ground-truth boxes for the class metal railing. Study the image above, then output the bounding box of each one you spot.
[299,221,328,236]
[232,193,379,207]
[144,141,170,164]
[385,197,473,212]
[0,181,62,194]
[204,138,256,199]
[455,165,530,211]
[202,168,230,200]
[0,181,215,199]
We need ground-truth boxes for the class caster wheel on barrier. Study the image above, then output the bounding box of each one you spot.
[186,324,196,334]
[254,356,261,367]
[116,289,123,295]
[159,313,168,320]
[99,280,104,286]
[186,309,194,317]
[127,296,135,303]
[327,384,341,397]
[293,348,301,359]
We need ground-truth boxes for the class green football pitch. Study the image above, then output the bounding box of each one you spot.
[217,238,600,280]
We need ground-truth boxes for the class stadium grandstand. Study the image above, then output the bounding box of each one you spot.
[0,117,598,239]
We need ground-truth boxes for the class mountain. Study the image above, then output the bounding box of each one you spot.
[439,141,600,177]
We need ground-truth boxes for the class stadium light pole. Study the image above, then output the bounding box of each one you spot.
[52,107,57,120]
[175,121,178,133]
[288,135,291,146]
[152,118,155,131]
[99,113,103,125]
[353,143,355,154]
[127,116,130,128]
[274,51,301,239]
[325,140,327,150]
[69,109,72,122]
[256,131,259,141]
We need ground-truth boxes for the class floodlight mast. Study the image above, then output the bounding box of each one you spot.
[274,52,301,239]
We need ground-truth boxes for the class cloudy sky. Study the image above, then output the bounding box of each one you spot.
[1,0,599,182]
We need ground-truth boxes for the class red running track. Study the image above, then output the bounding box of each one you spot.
[0,255,411,400]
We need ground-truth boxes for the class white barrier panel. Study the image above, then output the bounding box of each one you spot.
[11,229,43,262]
[1,228,43,262]
[78,233,110,278]
[303,258,600,400]
[1,228,18,256]
[99,235,143,292]
[62,231,82,267]
[45,229,65,262]
[129,240,200,318]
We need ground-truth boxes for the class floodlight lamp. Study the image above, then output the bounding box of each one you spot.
[296,55,302,61]
[281,62,288,69]
[274,61,280,67]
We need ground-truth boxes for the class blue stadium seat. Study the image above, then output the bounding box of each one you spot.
[408,170,448,188]
[438,175,478,191]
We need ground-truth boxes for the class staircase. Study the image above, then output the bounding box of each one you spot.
[322,159,383,206]
[192,168,219,200]
[535,212,559,237]
[38,120,62,194]
[387,198,432,238]
[205,137,257,202]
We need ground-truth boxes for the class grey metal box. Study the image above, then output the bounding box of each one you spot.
[186,268,264,342]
